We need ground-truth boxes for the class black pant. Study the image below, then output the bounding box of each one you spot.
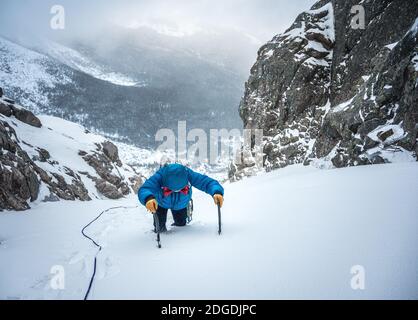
[154,206,187,232]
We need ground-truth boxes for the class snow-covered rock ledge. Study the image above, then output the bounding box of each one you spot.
[0,89,140,211]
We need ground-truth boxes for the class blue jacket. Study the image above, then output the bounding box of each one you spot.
[138,164,224,210]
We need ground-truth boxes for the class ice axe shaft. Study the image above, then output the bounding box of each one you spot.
[217,204,222,235]
[153,212,162,248]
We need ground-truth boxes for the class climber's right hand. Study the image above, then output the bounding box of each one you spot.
[145,198,158,213]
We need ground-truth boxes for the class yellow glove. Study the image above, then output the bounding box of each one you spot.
[145,199,158,213]
[213,194,224,208]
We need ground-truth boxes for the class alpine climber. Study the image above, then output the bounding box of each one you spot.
[138,163,224,232]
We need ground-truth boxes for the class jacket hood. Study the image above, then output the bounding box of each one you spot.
[161,164,189,191]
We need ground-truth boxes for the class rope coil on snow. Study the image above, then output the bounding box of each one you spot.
[81,205,138,300]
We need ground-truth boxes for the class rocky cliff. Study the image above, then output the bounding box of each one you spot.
[230,0,417,180]
[0,88,140,211]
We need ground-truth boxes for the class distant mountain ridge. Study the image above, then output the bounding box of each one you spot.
[1,24,259,147]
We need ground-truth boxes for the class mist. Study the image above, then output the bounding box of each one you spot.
[0,0,316,45]
[0,0,319,147]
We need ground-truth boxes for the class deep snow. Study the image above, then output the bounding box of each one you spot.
[0,163,417,299]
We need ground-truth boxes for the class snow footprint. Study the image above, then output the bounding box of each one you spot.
[67,250,91,275]
[96,255,120,280]
[30,274,52,290]
[68,251,86,265]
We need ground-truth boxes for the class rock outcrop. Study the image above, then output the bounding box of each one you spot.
[231,0,417,179]
[80,142,130,199]
[0,98,41,127]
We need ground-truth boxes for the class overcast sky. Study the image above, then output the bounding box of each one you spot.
[1,0,316,43]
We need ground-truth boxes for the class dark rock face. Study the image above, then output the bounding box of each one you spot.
[36,148,50,162]
[0,95,42,128]
[12,107,42,128]
[0,154,40,210]
[101,141,122,166]
[95,180,123,199]
[0,122,39,210]
[308,0,418,167]
[0,121,36,210]
[236,0,335,174]
[231,0,418,179]
[0,102,12,117]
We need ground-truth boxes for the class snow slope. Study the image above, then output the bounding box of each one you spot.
[1,163,417,299]
[44,41,144,87]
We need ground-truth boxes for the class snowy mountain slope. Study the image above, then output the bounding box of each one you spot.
[0,94,143,210]
[0,36,143,96]
[1,162,417,299]
[0,36,243,147]
[0,37,73,113]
